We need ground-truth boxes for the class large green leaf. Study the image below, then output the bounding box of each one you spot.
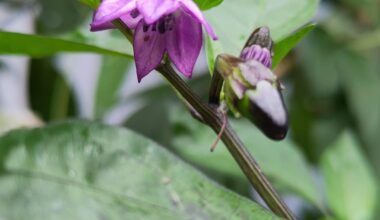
[205,0,318,57]
[321,132,378,220]
[0,121,280,220]
[0,31,132,58]
[170,109,322,209]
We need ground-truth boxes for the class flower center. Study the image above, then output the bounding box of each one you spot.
[130,9,140,18]
[143,14,176,34]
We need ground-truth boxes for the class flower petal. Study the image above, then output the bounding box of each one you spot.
[166,10,202,78]
[137,0,180,24]
[91,0,137,31]
[246,81,288,140]
[179,0,218,40]
[133,21,166,82]
[239,59,276,86]
[119,9,143,28]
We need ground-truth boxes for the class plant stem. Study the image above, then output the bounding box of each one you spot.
[157,64,296,220]
[113,20,296,219]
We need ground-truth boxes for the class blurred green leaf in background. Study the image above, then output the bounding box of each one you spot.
[321,132,378,220]
[0,122,280,220]
[1,0,380,219]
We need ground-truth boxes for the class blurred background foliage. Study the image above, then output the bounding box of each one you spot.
[0,0,379,219]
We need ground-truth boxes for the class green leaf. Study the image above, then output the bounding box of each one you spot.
[289,28,349,162]
[297,28,342,97]
[170,109,323,209]
[28,58,77,121]
[194,0,224,10]
[0,31,133,58]
[94,56,132,118]
[339,52,380,157]
[205,36,223,74]
[0,121,280,220]
[204,0,319,73]
[205,0,318,58]
[79,0,100,9]
[38,0,90,34]
[321,132,379,220]
[272,24,315,68]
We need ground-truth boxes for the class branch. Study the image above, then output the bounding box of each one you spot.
[113,19,296,220]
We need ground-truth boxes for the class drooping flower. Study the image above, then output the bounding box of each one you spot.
[214,27,288,140]
[91,0,218,82]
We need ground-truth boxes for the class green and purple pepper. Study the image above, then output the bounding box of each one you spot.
[216,27,288,140]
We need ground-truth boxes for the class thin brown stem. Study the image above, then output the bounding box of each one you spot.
[113,22,296,220]
[158,64,296,220]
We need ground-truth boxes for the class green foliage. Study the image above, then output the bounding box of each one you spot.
[289,28,348,162]
[0,31,132,58]
[0,122,280,220]
[272,24,315,68]
[194,0,224,10]
[8,0,380,219]
[94,57,132,118]
[29,58,77,121]
[339,52,380,170]
[204,0,318,70]
[321,132,378,220]
[79,0,100,9]
[169,109,322,208]
[37,0,90,34]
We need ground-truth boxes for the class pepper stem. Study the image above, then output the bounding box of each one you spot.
[113,19,297,220]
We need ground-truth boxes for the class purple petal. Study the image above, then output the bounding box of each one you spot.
[133,21,166,82]
[137,0,180,24]
[179,0,218,40]
[238,59,275,86]
[230,80,245,99]
[240,45,272,68]
[91,0,137,31]
[119,9,143,28]
[166,10,202,78]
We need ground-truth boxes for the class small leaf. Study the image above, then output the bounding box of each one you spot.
[272,24,315,68]
[78,0,100,9]
[0,121,280,220]
[194,0,224,11]
[321,132,378,220]
[205,36,223,74]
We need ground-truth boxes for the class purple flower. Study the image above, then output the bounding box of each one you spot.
[91,0,218,82]
[240,45,272,68]
[240,26,273,68]
[216,54,288,141]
